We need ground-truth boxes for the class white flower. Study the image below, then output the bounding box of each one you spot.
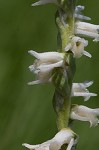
[22,128,78,150]
[75,5,91,21]
[70,105,99,127]
[72,81,97,101]
[65,36,91,58]
[75,21,99,42]
[28,50,64,85]
[31,0,58,6]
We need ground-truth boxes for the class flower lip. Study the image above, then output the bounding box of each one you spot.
[65,36,91,58]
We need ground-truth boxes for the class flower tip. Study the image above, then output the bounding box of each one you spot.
[22,143,25,147]
[22,143,30,148]
[28,50,33,55]
[31,0,58,6]
[76,5,85,11]
[93,93,97,96]
[84,81,93,87]
[27,82,32,85]
[93,38,99,42]
[84,93,97,101]
[22,143,36,149]
[28,50,39,59]
[31,0,46,6]
[83,51,92,58]
[29,65,34,69]
[31,2,40,6]
[28,80,43,85]
[31,0,57,6]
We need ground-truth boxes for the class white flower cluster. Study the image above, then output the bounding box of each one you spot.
[65,5,99,58]
[32,1,99,58]
[23,128,78,150]
[28,50,64,85]
[70,81,98,127]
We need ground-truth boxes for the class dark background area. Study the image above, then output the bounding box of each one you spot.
[0,0,99,150]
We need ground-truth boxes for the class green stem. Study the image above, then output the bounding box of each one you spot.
[54,2,75,129]
[53,1,77,149]
[53,53,76,130]
[57,95,71,130]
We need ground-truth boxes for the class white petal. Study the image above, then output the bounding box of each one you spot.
[83,50,92,58]
[22,142,50,150]
[67,138,74,150]
[89,117,99,127]
[22,143,39,149]
[93,108,99,115]
[72,81,96,100]
[78,37,88,46]
[84,95,91,101]
[72,82,85,89]
[70,112,88,122]
[65,43,72,51]
[76,21,99,31]
[52,129,74,149]
[74,14,91,21]
[69,36,89,58]
[31,0,58,6]
[73,92,97,101]
[28,80,44,85]
[75,5,85,12]
[38,60,63,72]
[28,50,40,59]
[71,105,99,127]
[75,29,99,41]
[72,81,97,101]
[29,65,35,72]
[28,50,64,62]
[83,81,93,87]
[72,36,88,46]
[75,21,99,41]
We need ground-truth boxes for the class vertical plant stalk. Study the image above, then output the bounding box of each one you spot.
[53,1,77,149]
[53,0,76,129]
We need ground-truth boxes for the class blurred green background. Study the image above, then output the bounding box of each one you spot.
[0,0,99,150]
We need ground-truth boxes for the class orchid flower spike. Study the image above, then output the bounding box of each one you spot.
[65,36,90,58]
[75,21,99,42]
[31,0,58,6]
[28,50,64,85]
[22,128,78,150]
[72,81,97,101]
[70,105,99,127]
